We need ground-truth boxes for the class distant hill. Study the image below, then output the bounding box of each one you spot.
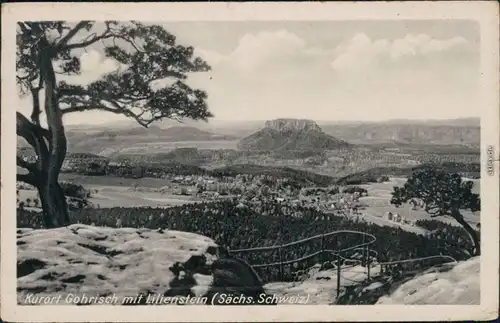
[320,122,480,147]
[164,126,238,141]
[238,119,349,151]
[17,118,480,153]
[60,125,238,154]
[145,147,209,166]
[90,125,237,141]
[318,118,480,127]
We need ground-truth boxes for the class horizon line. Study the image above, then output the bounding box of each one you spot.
[65,116,480,127]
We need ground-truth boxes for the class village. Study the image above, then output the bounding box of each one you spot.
[146,173,418,227]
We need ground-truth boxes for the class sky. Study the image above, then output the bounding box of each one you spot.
[17,20,480,125]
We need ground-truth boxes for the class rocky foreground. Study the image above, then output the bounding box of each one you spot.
[266,257,480,305]
[377,256,480,305]
[17,224,218,305]
[17,225,480,306]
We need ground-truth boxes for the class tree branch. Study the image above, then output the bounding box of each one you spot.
[63,34,113,51]
[17,112,50,139]
[61,101,151,127]
[55,21,92,49]
[58,87,88,99]
[61,104,116,115]
[30,87,42,125]
[17,111,50,172]
[17,173,39,187]
[59,22,113,51]
[18,22,31,34]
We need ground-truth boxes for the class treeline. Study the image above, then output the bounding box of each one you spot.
[113,149,331,167]
[65,159,337,187]
[17,200,474,283]
[212,164,336,186]
[107,162,210,178]
[66,161,211,178]
[336,162,480,185]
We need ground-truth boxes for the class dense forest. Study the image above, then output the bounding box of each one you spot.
[17,200,475,283]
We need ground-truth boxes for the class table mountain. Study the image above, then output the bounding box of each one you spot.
[238,118,349,151]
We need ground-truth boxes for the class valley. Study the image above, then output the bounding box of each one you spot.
[16,117,482,306]
[11,17,491,316]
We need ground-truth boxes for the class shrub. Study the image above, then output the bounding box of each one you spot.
[60,182,90,199]
[377,175,390,183]
[342,186,368,195]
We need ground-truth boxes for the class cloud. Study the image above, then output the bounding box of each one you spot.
[16,26,479,126]
[197,30,324,72]
[331,33,470,71]
[331,34,389,71]
[229,30,306,69]
[80,49,121,74]
[420,36,468,55]
[186,29,477,121]
[390,34,468,58]
[196,49,226,66]
[59,49,125,86]
[197,30,471,76]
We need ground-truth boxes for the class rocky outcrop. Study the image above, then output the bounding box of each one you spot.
[16,224,218,305]
[238,119,349,151]
[16,225,272,306]
[265,119,322,134]
[335,257,480,305]
[204,256,276,305]
[376,257,479,305]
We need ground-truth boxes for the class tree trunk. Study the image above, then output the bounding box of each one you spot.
[36,179,69,228]
[17,113,70,228]
[40,41,70,228]
[452,210,480,256]
[16,39,70,228]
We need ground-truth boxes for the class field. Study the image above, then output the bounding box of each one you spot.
[356,178,480,229]
[89,186,201,208]
[20,174,201,209]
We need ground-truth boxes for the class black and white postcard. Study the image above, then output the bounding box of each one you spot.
[1,1,499,322]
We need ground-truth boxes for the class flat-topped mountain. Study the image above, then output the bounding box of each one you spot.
[238,118,349,151]
[265,119,322,133]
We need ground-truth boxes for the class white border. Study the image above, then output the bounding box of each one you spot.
[1,2,499,322]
